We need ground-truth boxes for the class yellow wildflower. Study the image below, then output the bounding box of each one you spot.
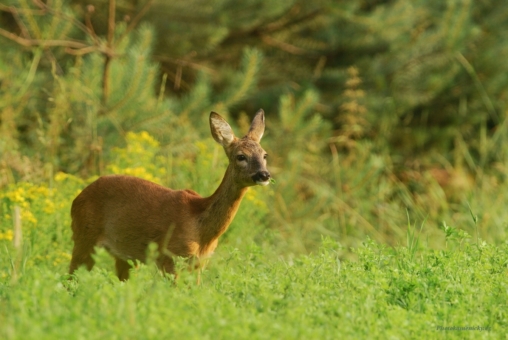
[5,188,26,203]
[43,199,56,214]
[0,230,13,241]
[54,171,68,182]
[21,210,37,225]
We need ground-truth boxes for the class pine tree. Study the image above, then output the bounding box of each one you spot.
[0,0,266,179]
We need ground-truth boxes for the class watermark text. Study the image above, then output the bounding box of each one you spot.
[436,326,490,331]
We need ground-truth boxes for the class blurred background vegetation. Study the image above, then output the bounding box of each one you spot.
[2,0,508,254]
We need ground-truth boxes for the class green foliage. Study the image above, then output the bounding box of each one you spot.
[0,1,266,180]
[3,0,508,170]
[1,224,505,338]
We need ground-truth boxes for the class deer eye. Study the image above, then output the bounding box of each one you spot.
[264,154,268,159]
[236,155,247,161]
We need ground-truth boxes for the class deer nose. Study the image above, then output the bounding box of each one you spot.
[252,171,271,184]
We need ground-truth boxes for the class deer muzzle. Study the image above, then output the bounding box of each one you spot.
[252,170,271,186]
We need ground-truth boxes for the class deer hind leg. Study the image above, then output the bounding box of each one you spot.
[68,220,101,276]
[69,239,96,275]
[114,257,132,281]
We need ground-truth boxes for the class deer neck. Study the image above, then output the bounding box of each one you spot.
[198,165,248,248]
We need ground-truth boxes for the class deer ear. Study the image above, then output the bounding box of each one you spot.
[246,109,265,142]
[210,112,235,147]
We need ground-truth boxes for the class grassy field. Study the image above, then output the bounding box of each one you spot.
[1,133,506,339]
[0,228,505,339]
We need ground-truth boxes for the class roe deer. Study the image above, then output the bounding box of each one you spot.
[68,110,270,281]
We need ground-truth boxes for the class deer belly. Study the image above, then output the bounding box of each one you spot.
[97,228,154,261]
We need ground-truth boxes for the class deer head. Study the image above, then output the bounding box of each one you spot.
[210,109,271,187]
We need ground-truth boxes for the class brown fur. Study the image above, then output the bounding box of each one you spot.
[68,110,270,281]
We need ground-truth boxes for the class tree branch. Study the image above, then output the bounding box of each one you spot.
[260,35,309,55]
[102,0,117,105]
[118,0,154,44]
[0,27,90,49]
[225,8,322,41]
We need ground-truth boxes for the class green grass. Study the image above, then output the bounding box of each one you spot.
[0,230,506,339]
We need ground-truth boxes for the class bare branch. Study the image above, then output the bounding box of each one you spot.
[84,6,99,43]
[107,0,116,47]
[102,0,117,105]
[0,4,45,15]
[9,5,32,39]
[224,7,322,42]
[65,46,100,56]
[118,0,154,44]
[0,27,90,49]
[154,55,217,75]
[261,35,308,55]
